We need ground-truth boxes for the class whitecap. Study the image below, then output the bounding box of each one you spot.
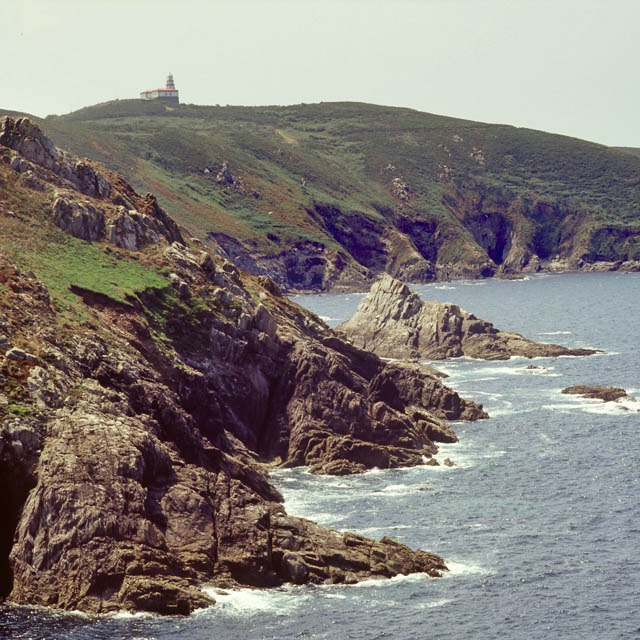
[373,483,412,494]
[582,401,639,415]
[362,466,386,475]
[420,598,453,608]
[445,561,494,577]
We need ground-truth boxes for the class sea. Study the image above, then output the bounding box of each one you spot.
[1,272,639,639]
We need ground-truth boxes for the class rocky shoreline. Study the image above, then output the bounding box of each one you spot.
[0,117,490,615]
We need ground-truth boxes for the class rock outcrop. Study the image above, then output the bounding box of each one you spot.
[0,252,460,615]
[0,123,493,615]
[1,116,184,251]
[1,116,112,199]
[339,274,600,361]
[561,385,631,403]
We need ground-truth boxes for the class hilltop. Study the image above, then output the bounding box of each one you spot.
[4,100,639,291]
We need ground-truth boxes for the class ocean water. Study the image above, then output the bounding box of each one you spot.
[2,272,639,639]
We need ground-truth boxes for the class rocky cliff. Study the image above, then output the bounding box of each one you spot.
[20,100,640,293]
[0,117,488,614]
[338,274,599,360]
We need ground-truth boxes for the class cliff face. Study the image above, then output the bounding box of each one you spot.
[0,117,488,614]
[338,274,599,361]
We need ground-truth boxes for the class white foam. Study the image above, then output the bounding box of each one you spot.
[420,598,453,608]
[425,441,506,470]
[356,525,412,536]
[513,365,560,376]
[582,401,639,415]
[362,466,386,475]
[61,609,92,619]
[544,392,640,415]
[373,483,413,495]
[108,611,155,620]
[201,586,302,615]
[434,285,456,290]
[351,571,436,588]
[445,561,494,577]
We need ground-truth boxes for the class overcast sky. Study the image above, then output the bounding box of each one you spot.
[3,0,639,146]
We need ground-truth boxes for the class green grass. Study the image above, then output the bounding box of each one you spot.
[0,165,168,316]
[4,99,640,272]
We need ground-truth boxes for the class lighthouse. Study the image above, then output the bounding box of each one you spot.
[140,74,179,103]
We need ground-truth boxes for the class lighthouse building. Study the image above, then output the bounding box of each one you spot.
[140,74,179,103]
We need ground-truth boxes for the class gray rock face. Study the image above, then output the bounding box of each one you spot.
[5,347,38,364]
[1,118,184,253]
[1,116,111,199]
[339,274,600,361]
[52,196,105,241]
[107,207,160,250]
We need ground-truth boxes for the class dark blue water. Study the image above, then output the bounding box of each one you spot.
[2,273,639,639]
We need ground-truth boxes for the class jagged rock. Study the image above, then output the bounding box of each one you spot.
[368,361,487,424]
[562,385,629,403]
[253,304,277,339]
[308,459,367,475]
[0,116,111,199]
[2,129,499,614]
[443,458,455,467]
[257,275,283,297]
[0,252,460,615]
[10,155,30,173]
[0,418,41,595]
[106,207,158,250]
[26,366,62,409]
[199,251,215,273]
[216,161,234,186]
[169,273,191,298]
[5,347,38,364]
[52,195,105,241]
[18,170,47,192]
[141,194,184,246]
[0,117,60,172]
[339,274,600,360]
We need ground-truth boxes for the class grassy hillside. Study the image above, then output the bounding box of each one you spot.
[4,100,640,288]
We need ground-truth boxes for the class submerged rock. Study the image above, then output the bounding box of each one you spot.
[339,274,600,361]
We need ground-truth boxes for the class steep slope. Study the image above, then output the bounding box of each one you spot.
[0,117,489,614]
[3,101,639,291]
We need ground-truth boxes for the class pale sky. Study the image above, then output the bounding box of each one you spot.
[2,0,639,146]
